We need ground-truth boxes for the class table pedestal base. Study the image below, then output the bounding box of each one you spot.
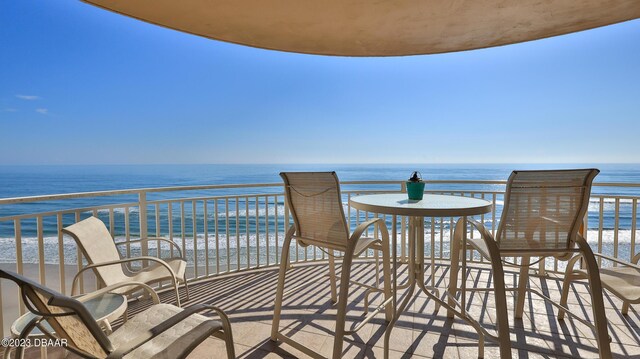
[384,216,492,359]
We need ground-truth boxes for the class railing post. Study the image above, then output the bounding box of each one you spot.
[139,191,149,266]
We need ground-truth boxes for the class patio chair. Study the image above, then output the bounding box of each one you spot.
[0,269,234,359]
[448,169,612,358]
[271,172,393,359]
[560,251,640,317]
[63,216,188,307]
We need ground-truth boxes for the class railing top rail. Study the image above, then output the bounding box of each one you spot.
[0,202,141,222]
[0,181,402,204]
[0,180,638,205]
[0,182,284,205]
[593,182,640,188]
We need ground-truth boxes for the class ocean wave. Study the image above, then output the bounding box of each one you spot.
[588,198,638,212]
[0,232,287,265]
[1,228,638,265]
[96,207,140,215]
[491,199,636,212]
[211,204,286,219]
[93,204,288,219]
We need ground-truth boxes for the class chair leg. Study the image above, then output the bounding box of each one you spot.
[558,254,583,321]
[333,245,355,359]
[173,280,182,307]
[379,226,393,322]
[207,306,235,359]
[493,261,512,358]
[479,233,512,358]
[558,273,574,321]
[447,219,463,318]
[183,274,190,302]
[575,236,612,359]
[622,302,630,315]
[219,316,236,359]
[515,256,530,319]
[15,317,39,359]
[375,250,381,290]
[271,227,295,341]
[328,251,338,304]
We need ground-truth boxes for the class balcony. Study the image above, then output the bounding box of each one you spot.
[1,180,639,358]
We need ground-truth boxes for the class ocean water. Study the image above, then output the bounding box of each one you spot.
[2,163,640,198]
[0,164,639,266]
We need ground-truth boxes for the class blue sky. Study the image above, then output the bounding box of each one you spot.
[1,1,639,165]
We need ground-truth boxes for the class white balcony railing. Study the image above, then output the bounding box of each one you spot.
[0,180,638,337]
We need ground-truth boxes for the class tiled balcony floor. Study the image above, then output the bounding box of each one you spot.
[15,260,640,358]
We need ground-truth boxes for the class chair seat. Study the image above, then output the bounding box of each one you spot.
[113,258,187,294]
[295,236,381,256]
[467,237,491,259]
[354,236,380,256]
[122,258,186,291]
[109,303,222,358]
[467,237,573,260]
[577,266,640,303]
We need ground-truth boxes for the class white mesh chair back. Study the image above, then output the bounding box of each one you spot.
[62,216,129,286]
[281,172,350,251]
[496,169,599,253]
[0,270,112,358]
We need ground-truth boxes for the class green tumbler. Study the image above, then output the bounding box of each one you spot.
[406,181,425,200]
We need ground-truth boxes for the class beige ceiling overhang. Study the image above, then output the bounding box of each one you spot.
[83,0,640,56]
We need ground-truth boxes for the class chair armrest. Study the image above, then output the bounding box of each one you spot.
[349,218,388,242]
[453,217,504,272]
[115,237,184,259]
[453,218,496,260]
[593,253,640,271]
[71,256,179,296]
[465,218,496,242]
[75,281,160,304]
[107,304,233,358]
[565,250,640,275]
[563,253,585,275]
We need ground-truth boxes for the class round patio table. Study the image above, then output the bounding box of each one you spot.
[349,193,492,358]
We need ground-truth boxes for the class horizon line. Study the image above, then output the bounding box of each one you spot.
[1,162,639,167]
